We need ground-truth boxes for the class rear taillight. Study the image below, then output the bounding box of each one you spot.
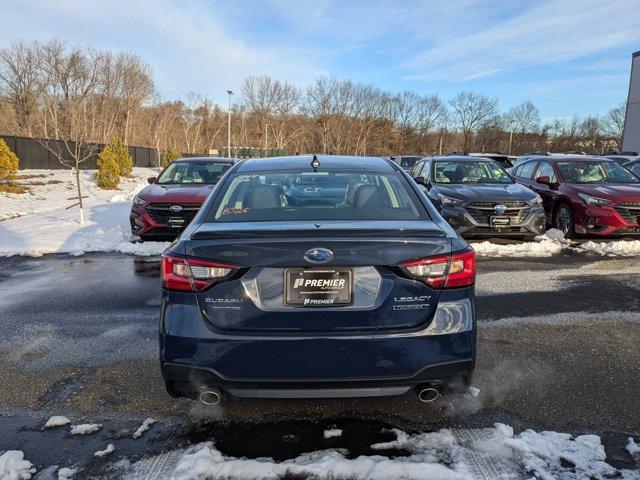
[399,249,475,288]
[161,254,237,292]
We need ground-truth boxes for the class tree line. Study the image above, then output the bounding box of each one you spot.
[0,39,627,164]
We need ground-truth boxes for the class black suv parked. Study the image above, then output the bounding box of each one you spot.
[411,156,546,239]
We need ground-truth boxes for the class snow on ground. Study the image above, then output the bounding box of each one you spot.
[0,168,169,257]
[57,466,77,479]
[132,418,155,439]
[629,438,640,456]
[0,450,35,479]
[43,416,71,429]
[69,423,102,435]
[472,229,640,258]
[156,424,640,480]
[94,444,115,458]
[323,429,343,439]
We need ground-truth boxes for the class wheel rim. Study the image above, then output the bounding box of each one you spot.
[556,208,571,234]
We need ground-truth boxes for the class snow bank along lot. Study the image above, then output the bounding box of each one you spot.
[0,168,169,257]
[2,168,640,258]
[3,423,639,479]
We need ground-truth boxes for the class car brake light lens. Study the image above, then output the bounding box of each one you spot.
[162,254,237,291]
[399,249,475,288]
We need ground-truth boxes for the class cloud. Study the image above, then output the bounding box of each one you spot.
[0,0,325,102]
[403,0,640,82]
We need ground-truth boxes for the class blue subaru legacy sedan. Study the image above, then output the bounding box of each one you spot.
[160,155,476,404]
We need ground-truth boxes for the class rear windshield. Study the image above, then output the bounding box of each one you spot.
[157,161,231,185]
[211,171,425,222]
[557,161,640,184]
[433,161,512,184]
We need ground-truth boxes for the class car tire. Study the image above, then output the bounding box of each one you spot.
[554,203,575,239]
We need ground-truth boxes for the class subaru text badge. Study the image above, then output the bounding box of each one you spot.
[304,248,334,264]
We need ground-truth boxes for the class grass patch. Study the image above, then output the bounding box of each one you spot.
[0,183,29,194]
[15,173,49,180]
[20,179,63,186]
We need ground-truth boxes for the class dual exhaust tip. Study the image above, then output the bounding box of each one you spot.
[198,386,440,404]
[199,388,222,405]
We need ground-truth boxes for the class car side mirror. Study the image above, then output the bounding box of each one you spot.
[535,176,551,185]
[147,176,157,184]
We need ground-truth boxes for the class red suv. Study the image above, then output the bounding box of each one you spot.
[511,155,640,237]
[130,157,236,241]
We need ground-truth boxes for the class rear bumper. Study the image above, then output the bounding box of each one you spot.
[160,328,475,398]
[162,357,474,399]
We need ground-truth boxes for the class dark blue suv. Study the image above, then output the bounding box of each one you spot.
[160,155,476,404]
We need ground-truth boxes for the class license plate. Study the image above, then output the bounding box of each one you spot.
[168,216,185,228]
[490,216,511,227]
[285,268,352,307]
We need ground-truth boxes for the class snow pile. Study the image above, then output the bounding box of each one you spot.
[69,423,102,435]
[94,444,115,458]
[57,467,77,479]
[132,418,155,439]
[0,450,35,479]
[472,229,568,257]
[576,239,640,256]
[0,168,169,257]
[165,424,639,480]
[43,416,71,429]
[628,438,640,456]
[323,429,343,439]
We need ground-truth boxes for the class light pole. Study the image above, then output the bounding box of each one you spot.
[264,123,271,157]
[227,90,234,158]
[508,120,516,155]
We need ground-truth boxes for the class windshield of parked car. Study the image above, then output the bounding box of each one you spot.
[432,161,513,184]
[399,156,421,168]
[212,171,425,222]
[557,161,640,184]
[157,161,231,185]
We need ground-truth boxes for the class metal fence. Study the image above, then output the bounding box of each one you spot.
[1,135,291,169]
[0,135,161,170]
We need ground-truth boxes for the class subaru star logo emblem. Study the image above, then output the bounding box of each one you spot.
[304,248,334,264]
[169,205,183,213]
[494,204,507,214]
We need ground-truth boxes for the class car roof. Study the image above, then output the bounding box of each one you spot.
[236,155,397,172]
[519,155,612,163]
[175,156,237,163]
[430,155,499,162]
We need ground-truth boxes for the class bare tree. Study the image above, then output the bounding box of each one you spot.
[602,103,626,151]
[449,91,499,151]
[0,41,43,135]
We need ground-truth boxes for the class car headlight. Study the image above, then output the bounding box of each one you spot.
[578,193,612,206]
[132,195,145,206]
[437,193,465,206]
[529,195,543,206]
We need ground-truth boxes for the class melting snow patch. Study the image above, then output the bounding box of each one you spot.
[43,416,71,429]
[94,444,115,458]
[472,230,567,257]
[70,423,102,435]
[323,429,343,439]
[628,438,640,456]
[57,467,77,479]
[0,450,35,479]
[150,424,640,480]
[468,387,480,397]
[132,418,155,439]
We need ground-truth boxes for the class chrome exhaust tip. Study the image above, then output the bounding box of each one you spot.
[199,389,222,405]
[417,387,440,403]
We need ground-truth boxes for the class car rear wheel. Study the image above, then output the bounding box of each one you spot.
[554,204,575,238]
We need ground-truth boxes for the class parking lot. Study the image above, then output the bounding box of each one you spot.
[1,250,638,478]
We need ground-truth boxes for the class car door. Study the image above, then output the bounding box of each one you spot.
[512,160,539,189]
[531,161,559,216]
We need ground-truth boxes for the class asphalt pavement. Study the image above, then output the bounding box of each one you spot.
[0,252,638,478]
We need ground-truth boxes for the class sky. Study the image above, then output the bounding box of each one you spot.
[2,0,639,121]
